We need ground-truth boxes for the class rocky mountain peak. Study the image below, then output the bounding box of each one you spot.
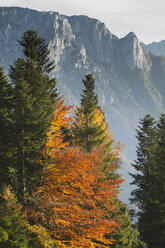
[125,31,137,40]
[116,31,152,71]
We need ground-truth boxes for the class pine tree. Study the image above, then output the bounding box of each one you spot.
[9,30,57,200]
[130,114,159,247]
[130,114,158,205]
[0,66,13,191]
[151,113,165,248]
[72,74,118,160]
[72,74,108,152]
[18,30,55,73]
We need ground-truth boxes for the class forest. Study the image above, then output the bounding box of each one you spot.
[0,30,164,248]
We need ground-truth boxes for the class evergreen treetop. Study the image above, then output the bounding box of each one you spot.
[18,30,55,73]
[72,74,113,153]
[81,74,98,114]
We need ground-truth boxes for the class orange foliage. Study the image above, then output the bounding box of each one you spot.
[41,96,72,159]
[29,96,124,247]
[30,147,123,247]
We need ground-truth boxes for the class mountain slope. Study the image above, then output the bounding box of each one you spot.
[144,40,165,57]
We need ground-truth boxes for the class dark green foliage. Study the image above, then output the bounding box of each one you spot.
[130,114,158,208]
[72,74,110,152]
[0,66,13,191]
[151,114,165,248]
[75,74,99,152]
[18,30,55,73]
[130,114,165,247]
[130,115,158,247]
[81,74,98,115]
[9,30,58,200]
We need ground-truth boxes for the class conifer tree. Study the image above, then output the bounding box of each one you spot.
[130,114,159,247]
[72,74,100,152]
[0,66,13,191]
[151,113,165,248]
[9,30,57,200]
[72,74,117,160]
[18,30,55,73]
[130,114,158,205]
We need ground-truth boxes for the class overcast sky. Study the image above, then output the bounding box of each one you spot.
[0,0,165,44]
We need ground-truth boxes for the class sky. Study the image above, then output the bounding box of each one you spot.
[0,0,165,44]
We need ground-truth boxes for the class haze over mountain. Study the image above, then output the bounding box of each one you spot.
[1,6,165,203]
[144,40,165,57]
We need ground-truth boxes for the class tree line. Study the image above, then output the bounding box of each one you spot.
[0,30,164,248]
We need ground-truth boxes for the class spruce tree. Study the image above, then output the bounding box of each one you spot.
[9,30,57,200]
[152,113,165,248]
[18,30,55,73]
[0,66,13,191]
[130,114,159,247]
[72,74,111,153]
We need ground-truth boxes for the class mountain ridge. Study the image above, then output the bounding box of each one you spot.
[144,40,165,58]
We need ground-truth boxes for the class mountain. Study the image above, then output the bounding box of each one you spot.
[144,40,165,57]
[1,6,165,203]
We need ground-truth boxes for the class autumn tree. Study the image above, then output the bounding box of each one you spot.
[27,97,123,247]
[41,97,72,156]
[40,96,72,178]
[9,30,58,200]
[30,147,123,248]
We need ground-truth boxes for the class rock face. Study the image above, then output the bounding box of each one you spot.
[1,7,165,203]
[116,32,151,71]
[144,40,165,57]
